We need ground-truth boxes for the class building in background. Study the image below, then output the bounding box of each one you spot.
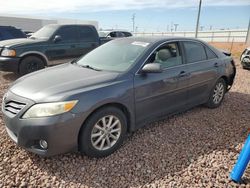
[0,14,98,32]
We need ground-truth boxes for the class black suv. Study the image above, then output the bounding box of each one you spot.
[0,24,101,75]
[0,26,26,41]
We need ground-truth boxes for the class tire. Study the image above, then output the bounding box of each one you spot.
[19,56,45,75]
[79,106,127,158]
[205,78,227,108]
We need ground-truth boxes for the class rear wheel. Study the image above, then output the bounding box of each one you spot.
[205,78,226,108]
[19,56,45,75]
[79,107,127,158]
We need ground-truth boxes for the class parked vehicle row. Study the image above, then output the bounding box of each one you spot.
[241,47,250,69]
[2,37,236,157]
[0,24,133,75]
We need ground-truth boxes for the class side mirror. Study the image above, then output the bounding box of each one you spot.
[53,35,62,43]
[141,63,163,73]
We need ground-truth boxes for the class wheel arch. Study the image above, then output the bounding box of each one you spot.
[20,52,48,67]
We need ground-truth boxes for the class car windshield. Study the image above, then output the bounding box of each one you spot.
[76,39,150,72]
[30,25,57,39]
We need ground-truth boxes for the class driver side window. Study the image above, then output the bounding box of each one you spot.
[148,42,182,69]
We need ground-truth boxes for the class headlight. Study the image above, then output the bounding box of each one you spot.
[22,100,78,119]
[1,49,16,57]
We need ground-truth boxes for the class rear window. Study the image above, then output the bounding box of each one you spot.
[123,32,132,37]
[183,41,207,63]
[78,26,97,42]
[205,46,217,59]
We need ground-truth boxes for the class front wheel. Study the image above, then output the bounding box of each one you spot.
[205,78,226,108]
[79,107,127,158]
[19,56,45,75]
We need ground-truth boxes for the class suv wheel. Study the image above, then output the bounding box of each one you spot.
[79,107,127,158]
[205,78,226,108]
[19,56,45,75]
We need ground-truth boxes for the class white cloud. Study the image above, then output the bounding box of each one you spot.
[0,0,249,14]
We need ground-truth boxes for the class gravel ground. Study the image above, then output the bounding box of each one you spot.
[0,59,249,187]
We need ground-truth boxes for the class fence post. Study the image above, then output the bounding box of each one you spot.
[230,37,234,53]
[227,31,231,43]
[211,32,214,42]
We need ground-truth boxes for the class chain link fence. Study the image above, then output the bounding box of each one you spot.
[134,29,248,43]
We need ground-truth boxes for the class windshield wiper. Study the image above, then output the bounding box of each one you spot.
[80,65,102,71]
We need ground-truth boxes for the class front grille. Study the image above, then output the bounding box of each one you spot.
[4,100,26,115]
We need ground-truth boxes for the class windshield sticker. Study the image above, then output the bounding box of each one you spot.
[131,41,149,47]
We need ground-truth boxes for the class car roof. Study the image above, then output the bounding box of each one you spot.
[116,36,205,44]
[100,30,131,32]
[46,24,95,28]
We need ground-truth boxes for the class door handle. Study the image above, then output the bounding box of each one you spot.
[91,43,97,47]
[214,62,219,67]
[179,71,187,77]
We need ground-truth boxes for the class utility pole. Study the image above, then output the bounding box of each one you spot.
[132,13,136,33]
[174,24,179,31]
[246,17,250,45]
[195,0,202,38]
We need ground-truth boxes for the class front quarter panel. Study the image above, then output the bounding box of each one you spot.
[69,73,136,132]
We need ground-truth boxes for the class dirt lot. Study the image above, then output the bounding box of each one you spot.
[0,43,250,187]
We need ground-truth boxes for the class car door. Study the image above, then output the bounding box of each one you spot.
[45,25,78,65]
[181,41,219,107]
[134,41,189,125]
[75,25,99,57]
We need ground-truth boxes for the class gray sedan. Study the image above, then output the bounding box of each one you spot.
[2,37,236,157]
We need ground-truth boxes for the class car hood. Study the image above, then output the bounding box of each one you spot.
[0,38,46,48]
[10,63,120,102]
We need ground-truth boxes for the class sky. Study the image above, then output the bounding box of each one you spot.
[1,0,250,32]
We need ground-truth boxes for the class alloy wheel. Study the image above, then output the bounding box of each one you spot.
[212,82,224,104]
[91,115,122,151]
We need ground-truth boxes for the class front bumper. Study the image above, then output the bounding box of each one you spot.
[0,56,20,73]
[2,91,84,156]
[241,61,250,69]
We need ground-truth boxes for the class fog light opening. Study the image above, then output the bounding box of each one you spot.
[39,140,48,149]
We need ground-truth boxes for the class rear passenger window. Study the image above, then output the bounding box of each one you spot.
[78,27,97,42]
[205,46,217,59]
[123,32,132,37]
[183,41,206,63]
[116,32,125,37]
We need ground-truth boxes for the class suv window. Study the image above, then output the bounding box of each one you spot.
[7,28,25,38]
[148,42,182,69]
[205,46,217,59]
[78,26,96,42]
[183,41,206,63]
[56,26,77,42]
